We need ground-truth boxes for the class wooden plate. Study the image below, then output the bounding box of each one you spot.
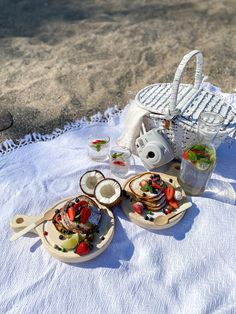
[10,196,115,263]
[122,172,187,230]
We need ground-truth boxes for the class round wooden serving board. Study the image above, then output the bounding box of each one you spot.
[10,196,115,263]
[122,172,187,230]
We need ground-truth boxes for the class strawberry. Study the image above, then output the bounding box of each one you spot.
[73,203,81,210]
[76,242,90,255]
[167,200,179,209]
[112,160,126,166]
[67,207,75,221]
[165,185,175,201]
[183,150,189,160]
[139,180,148,187]
[80,207,91,224]
[91,139,107,145]
[152,182,162,190]
[77,200,89,208]
[132,202,144,215]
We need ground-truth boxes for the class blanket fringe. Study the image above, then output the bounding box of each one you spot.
[0,105,122,156]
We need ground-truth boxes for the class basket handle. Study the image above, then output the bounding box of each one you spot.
[165,50,203,120]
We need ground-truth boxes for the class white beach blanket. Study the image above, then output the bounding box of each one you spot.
[0,90,236,314]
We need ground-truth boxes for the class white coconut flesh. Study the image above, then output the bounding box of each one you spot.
[80,171,104,195]
[95,180,121,204]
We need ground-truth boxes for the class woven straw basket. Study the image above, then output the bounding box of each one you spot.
[135,50,236,158]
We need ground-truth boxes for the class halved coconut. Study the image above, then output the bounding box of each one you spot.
[80,170,105,196]
[94,178,122,207]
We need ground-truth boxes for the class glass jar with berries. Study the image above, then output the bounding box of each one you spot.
[178,112,224,196]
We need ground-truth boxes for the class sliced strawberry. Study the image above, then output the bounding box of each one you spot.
[191,149,209,157]
[139,180,148,187]
[91,139,106,145]
[67,207,75,221]
[152,182,162,190]
[76,242,90,255]
[132,202,144,215]
[73,203,81,210]
[165,185,175,201]
[183,150,189,160]
[167,200,179,209]
[112,160,126,166]
[80,207,91,224]
[77,200,89,208]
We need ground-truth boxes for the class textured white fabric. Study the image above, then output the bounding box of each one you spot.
[1,97,236,314]
[116,100,148,152]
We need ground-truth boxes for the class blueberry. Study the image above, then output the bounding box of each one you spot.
[101,236,105,241]
[144,216,149,220]
[142,193,147,197]
[55,209,60,215]
[153,189,158,194]
[169,178,173,183]
[75,197,80,203]
[65,230,73,235]
[59,235,64,240]
[149,217,154,222]
[122,190,127,197]
[54,244,60,250]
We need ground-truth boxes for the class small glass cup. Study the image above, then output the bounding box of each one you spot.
[197,112,224,143]
[88,135,110,162]
[110,146,132,178]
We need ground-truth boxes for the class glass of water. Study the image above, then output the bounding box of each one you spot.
[110,146,132,178]
[88,135,110,162]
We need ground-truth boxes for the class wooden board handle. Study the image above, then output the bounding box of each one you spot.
[10,215,40,234]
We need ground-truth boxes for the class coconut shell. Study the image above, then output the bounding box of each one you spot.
[94,178,122,208]
[79,170,105,196]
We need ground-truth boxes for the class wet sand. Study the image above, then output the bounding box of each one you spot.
[0,0,235,142]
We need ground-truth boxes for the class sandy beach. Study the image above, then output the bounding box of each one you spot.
[0,0,235,142]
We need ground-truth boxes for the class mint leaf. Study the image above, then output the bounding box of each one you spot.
[111,152,123,159]
[141,185,150,192]
[188,150,197,161]
[141,184,153,193]
[191,145,206,151]
[95,144,101,152]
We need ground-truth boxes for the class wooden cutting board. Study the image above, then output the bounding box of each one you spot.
[10,196,115,263]
[121,172,188,230]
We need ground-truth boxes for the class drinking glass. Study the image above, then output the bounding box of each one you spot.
[110,146,132,178]
[88,135,110,162]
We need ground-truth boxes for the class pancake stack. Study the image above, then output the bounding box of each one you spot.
[129,173,168,211]
[53,195,101,235]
